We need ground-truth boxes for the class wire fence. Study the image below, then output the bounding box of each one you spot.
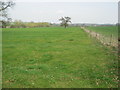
[81,27,118,48]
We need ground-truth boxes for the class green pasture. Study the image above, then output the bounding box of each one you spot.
[86,26,118,38]
[2,27,118,88]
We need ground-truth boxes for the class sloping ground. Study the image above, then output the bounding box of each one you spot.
[2,27,118,88]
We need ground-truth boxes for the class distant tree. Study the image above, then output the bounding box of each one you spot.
[0,0,15,28]
[59,17,71,28]
[10,20,26,28]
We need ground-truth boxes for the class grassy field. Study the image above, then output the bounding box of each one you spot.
[86,26,118,38]
[2,27,118,88]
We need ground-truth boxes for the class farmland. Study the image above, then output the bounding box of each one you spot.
[86,26,118,38]
[83,26,118,47]
[2,27,118,88]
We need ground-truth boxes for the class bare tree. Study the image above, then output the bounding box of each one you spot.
[59,17,71,28]
[0,0,15,28]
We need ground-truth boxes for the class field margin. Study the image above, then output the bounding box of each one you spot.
[81,27,118,48]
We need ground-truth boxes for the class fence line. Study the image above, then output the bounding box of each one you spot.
[81,27,118,48]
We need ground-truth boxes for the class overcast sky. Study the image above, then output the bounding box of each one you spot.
[8,0,118,24]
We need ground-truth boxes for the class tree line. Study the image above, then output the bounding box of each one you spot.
[9,20,51,28]
[9,16,72,28]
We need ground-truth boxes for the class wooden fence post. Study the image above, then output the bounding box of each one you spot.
[110,34,113,46]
